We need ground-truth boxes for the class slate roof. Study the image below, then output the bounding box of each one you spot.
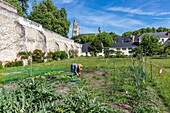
[110,42,139,48]
[114,36,139,43]
[139,32,169,39]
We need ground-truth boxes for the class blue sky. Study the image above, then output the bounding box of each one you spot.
[28,0,170,38]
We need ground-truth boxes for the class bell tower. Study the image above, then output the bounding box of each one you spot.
[72,19,80,37]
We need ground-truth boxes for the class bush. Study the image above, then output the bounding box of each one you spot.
[32,49,44,63]
[17,51,31,59]
[60,51,68,60]
[52,51,61,60]
[0,61,2,69]
[52,51,68,60]
[69,50,78,58]
[4,61,23,67]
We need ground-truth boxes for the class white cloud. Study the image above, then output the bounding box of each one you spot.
[57,0,74,4]
[66,4,146,37]
[107,7,170,16]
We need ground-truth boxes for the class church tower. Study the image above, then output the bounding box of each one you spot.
[72,19,80,37]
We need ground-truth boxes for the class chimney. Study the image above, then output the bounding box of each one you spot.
[168,32,170,37]
[132,36,135,43]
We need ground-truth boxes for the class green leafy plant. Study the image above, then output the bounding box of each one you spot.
[32,49,45,63]
[0,77,59,112]
[55,87,116,113]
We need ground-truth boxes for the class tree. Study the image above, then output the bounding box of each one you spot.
[164,41,170,55]
[140,34,160,56]
[88,39,102,56]
[18,0,29,16]
[109,32,119,41]
[4,0,24,16]
[28,0,70,37]
[96,32,113,47]
[122,31,133,37]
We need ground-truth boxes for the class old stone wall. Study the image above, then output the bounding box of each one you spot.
[0,0,82,61]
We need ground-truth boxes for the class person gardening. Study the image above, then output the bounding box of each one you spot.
[70,63,83,76]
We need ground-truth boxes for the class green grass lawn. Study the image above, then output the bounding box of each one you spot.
[0,56,170,111]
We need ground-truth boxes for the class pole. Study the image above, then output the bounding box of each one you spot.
[30,56,32,77]
[150,61,153,81]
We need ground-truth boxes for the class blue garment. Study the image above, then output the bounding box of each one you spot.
[70,63,79,75]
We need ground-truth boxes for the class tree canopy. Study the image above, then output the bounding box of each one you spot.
[96,32,113,47]
[88,39,103,56]
[4,0,24,16]
[140,34,160,55]
[122,27,170,37]
[28,0,70,37]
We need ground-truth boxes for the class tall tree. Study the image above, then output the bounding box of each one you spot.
[18,0,29,16]
[28,0,70,37]
[88,39,102,56]
[3,0,24,16]
[96,32,113,47]
[140,34,160,55]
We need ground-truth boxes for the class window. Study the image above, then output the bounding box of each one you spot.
[116,48,120,50]
[162,39,164,42]
[128,48,132,50]
[122,48,126,50]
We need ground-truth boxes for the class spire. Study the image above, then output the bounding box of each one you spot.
[72,19,80,37]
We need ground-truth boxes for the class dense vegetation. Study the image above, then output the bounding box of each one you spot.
[28,0,70,37]
[0,57,170,112]
[3,0,24,16]
[122,27,170,37]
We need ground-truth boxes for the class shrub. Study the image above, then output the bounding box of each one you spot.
[4,61,23,67]
[52,51,61,60]
[32,49,44,63]
[0,61,2,69]
[69,50,78,58]
[17,51,31,59]
[60,51,68,60]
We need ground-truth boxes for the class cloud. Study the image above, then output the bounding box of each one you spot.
[107,7,170,16]
[56,0,74,4]
[66,3,146,37]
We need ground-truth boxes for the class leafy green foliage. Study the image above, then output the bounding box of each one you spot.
[69,50,78,58]
[122,27,170,36]
[96,32,113,47]
[0,77,58,112]
[0,61,2,69]
[56,87,115,113]
[18,0,29,16]
[3,0,24,16]
[32,49,44,63]
[4,61,23,67]
[140,34,160,55]
[17,51,31,59]
[104,50,115,57]
[28,0,70,37]
[88,39,103,56]
[52,51,68,60]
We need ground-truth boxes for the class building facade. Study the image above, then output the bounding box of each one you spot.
[107,32,170,56]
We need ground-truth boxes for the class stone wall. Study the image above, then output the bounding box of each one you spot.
[0,0,82,61]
